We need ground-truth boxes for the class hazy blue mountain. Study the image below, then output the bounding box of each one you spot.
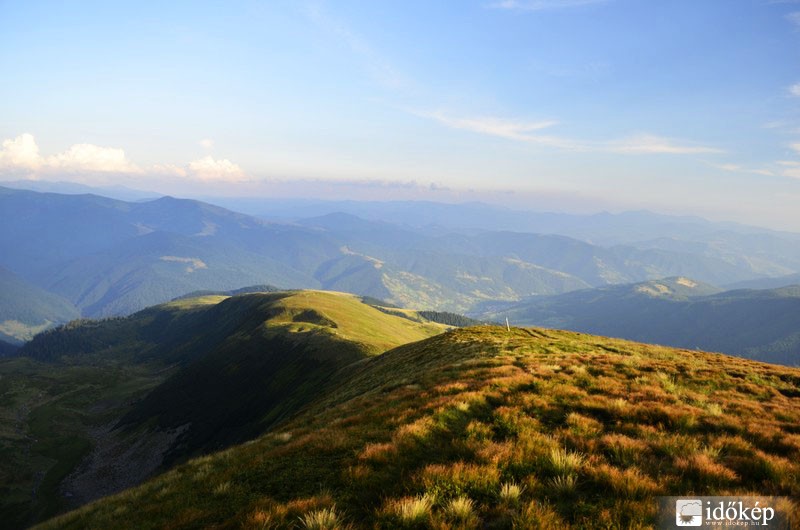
[3,185,800,321]
[412,231,766,287]
[288,202,800,280]
[477,278,800,365]
[725,273,800,290]
[0,187,342,316]
[0,266,80,343]
[0,179,162,201]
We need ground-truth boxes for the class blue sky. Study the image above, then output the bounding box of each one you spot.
[2,0,800,228]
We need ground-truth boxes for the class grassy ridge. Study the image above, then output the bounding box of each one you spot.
[116,291,447,465]
[39,326,800,529]
[2,290,446,528]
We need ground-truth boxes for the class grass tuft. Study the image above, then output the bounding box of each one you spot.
[298,507,343,530]
[445,496,478,525]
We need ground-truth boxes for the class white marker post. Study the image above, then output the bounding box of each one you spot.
[506,317,510,331]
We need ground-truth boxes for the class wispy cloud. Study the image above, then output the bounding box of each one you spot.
[789,83,800,97]
[199,138,214,150]
[707,161,775,176]
[787,11,800,27]
[488,0,610,11]
[416,111,723,154]
[609,134,724,154]
[305,3,406,89]
[791,142,800,153]
[777,161,800,179]
[416,111,580,148]
[0,133,249,183]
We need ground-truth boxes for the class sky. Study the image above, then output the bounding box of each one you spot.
[2,0,800,229]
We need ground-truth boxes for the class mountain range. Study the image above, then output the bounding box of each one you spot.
[4,184,800,344]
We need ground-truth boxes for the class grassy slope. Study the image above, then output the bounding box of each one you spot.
[39,326,800,529]
[2,290,445,528]
[115,291,446,465]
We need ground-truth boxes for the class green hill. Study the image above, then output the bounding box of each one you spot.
[2,290,445,529]
[477,278,800,366]
[36,326,800,529]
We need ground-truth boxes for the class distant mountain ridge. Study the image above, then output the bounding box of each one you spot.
[0,266,80,343]
[3,185,800,329]
[477,277,800,365]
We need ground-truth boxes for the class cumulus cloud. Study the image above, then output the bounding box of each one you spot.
[0,133,140,174]
[151,164,188,177]
[0,133,249,183]
[47,143,141,173]
[0,133,43,170]
[187,156,248,182]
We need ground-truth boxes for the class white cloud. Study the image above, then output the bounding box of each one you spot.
[187,156,248,182]
[790,83,800,97]
[783,167,800,179]
[787,11,800,27]
[0,133,140,174]
[778,160,800,179]
[199,138,214,149]
[46,143,141,173]
[488,0,610,11]
[151,164,188,177]
[418,111,722,155]
[0,133,248,183]
[711,163,741,171]
[708,162,775,177]
[610,134,724,154]
[0,133,43,170]
[791,142,800,153]
[416,110,582,149]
